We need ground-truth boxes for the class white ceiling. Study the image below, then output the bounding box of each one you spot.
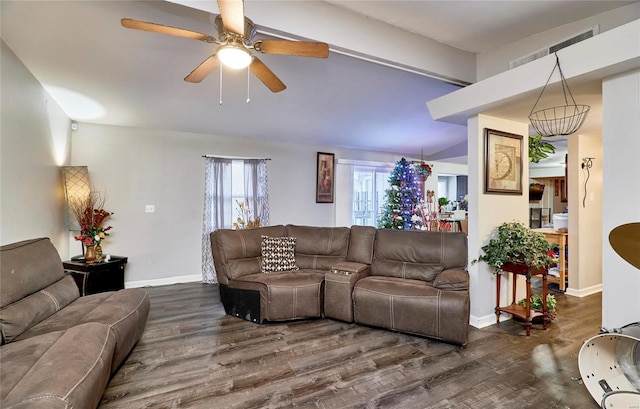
[323,0,633,53]
[1,1,633,160]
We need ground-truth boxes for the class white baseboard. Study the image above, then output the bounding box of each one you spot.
[564,284,602,298]
[471,284,603,328]
[470,312,512,329]
[125,274,203,288]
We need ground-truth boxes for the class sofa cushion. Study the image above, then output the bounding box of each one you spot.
[371,258,444,282]
[0,238,65,308]
[286,225,350,270]
[232,270,325,321]
[211,225,287,282]
[371,229,467,283]
[0,275,79,343]
[353,276,470,345]
[261,236,299,273]
[346,225,376,264]
[13,289,150,372]
[0,322,115,409]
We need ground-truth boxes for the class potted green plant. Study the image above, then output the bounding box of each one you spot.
[529,135,556,163]
[518,294,557,321]
[438,197,450,212]
[472,221,556,273]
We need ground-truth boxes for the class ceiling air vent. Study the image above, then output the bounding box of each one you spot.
[509,25,599,70]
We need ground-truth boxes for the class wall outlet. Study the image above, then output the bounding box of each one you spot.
[145,205,155,213]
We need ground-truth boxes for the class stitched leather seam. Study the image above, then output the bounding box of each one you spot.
[238,234,247,258]
[389,295,394,329]
[64,327,112,400]
[436,290,441,339]
[9,394,72,409]
[268,283,320,290]
[106,293,148,328]
[40,289,60,311]
[356,287,438,298]
[324,277,350,283]
[293,288,297,318]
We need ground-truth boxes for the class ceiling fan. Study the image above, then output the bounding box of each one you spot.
[121,0,329,93]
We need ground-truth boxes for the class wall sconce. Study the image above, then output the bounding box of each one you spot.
[581,157,594,208]
[61,166,91,259]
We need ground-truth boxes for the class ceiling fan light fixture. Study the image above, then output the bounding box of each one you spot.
[217,44,252,69]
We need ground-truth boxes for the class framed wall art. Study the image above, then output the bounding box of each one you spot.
[316,152,335,203]
[484,129,523,195]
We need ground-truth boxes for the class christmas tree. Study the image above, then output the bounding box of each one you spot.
[377,158,423,230]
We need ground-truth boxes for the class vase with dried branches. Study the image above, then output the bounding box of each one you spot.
[70,191,113,263]
[232,199,261,229]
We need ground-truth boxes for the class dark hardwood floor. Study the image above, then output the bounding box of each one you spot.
[100,282,602,408]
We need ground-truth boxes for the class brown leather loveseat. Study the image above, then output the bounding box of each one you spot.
[0,238,150,409]
[210,225,469,345]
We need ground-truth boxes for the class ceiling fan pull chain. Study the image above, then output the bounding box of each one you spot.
[219,66,223,105]
[246,65,251,103]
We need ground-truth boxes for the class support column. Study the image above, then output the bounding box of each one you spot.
[468,114,529,328]
[601,69,640,328]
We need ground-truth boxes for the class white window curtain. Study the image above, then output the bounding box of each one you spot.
[202,158,232,283]
[201,157,270,283]
[244,159,270,227]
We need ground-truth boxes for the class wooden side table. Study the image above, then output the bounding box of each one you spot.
[63,256,128,296]
[495,263,548,336]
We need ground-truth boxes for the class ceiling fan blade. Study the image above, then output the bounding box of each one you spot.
[609,223,640,270]
[121,18,215,43]
[184,55,220,83]
[250,57,286,93]
[254,40,329,58]
[217,0,245,36]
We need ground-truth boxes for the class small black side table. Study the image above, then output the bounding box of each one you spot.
[63,256,128,296]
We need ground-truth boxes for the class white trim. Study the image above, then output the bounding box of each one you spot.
[470,312,513,329]
[337,158,395,168]
[565,284,602,298]
[125,274,203,289]
[202,155,270,160]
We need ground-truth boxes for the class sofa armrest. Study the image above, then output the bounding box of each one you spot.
[433,268,469,291]
[331,261,370,275]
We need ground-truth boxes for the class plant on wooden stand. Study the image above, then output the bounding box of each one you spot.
[472,221,558,319]
[471,221,556,272]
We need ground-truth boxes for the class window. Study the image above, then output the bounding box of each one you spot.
[438,177,448,202]
[352,165,391,226]
[202,157,269,283]
[231,160,245,223]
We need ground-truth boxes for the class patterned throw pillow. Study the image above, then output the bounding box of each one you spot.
[261,235,299,273]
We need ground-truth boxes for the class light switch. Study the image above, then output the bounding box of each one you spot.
[145,205,155,213]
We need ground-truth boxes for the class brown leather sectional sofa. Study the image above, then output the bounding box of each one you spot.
[210,225,470,345]
[0,238,150,409]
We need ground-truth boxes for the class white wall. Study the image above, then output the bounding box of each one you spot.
[71,123,408,286]
[567,133,603,296]
[467,115,530,328]
[0,40,71,255]
[601,69,640,328]
[476,3,640,80]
